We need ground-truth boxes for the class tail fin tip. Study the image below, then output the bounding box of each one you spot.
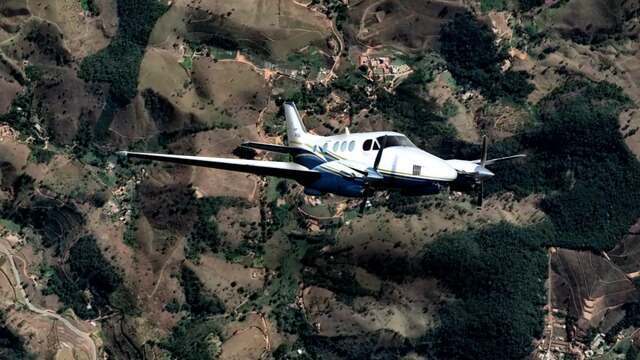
[284,102,307,143]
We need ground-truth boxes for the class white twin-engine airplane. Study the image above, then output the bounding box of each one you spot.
[119,103,525,212]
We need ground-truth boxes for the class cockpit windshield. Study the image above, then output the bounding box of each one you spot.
[376,135,415,148]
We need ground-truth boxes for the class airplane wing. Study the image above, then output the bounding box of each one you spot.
[118,151,321,181]
[242,142,307,155]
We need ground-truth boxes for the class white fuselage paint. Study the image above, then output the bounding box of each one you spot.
[289,130,459,182]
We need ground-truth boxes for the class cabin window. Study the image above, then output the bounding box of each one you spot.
[333,142,339,152]
[322,143,328,152]
[348,141,355,151]
[372,141,380,150]
[340,141,347,152]
[413,165,422,176]
[363,139,372,151]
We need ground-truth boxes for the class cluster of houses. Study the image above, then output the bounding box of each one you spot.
[357,54,411,82]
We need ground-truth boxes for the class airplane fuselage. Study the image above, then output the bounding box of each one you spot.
[286,130,458,197]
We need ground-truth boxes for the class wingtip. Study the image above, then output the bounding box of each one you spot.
[116,150,129,157]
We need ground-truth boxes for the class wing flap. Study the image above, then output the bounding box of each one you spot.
[119,151,320,181]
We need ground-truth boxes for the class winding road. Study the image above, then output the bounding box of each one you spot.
[0,240,97,360]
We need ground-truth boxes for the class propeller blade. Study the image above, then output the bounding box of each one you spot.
[477,181,484,207]
[481,135,488,166]
[373,136,388,171]
[359,197,368,214]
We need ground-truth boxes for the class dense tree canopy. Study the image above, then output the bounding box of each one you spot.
[78,0,168,136]
[45,236,131,319]
[439,12,534,102]
[421,78,638,359]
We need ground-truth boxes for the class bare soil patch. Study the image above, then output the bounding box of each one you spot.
[0,74,21,114]
[29,0,113,60]
[33,68,107,144]
[188,128,262,200]
[149,0,332,62]
[302,277,444,338]
[216,205,261,248]
[347,0,466,52]
[550,247,638,339]
[187,255,265,310]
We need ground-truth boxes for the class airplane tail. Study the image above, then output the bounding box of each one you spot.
[284,102,307,146]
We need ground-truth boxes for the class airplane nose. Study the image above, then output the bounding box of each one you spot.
[429,158,458,181]
[442,162,458,181]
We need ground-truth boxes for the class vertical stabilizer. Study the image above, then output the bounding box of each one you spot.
[284,102,307,146]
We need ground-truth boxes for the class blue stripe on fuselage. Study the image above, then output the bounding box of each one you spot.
[302,171,365,197]
[291,148,444,197]
[293,152,327,169]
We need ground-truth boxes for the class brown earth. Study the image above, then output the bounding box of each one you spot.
[34,68,107,145]
[216,205,261,248]
[337,193,544,266]
[87,206,184,336]
[0,17,72,66]
[347,0,466,52]
[550,246,639,340]
[548,220,640,342]
[302,276,445,339]
[29,0,114,60]
[187,255,266,310]
[0,1,31,44]
[0,71,21,114]
[149,0,332,62]
[427,72,480,143]
[189,128,262,200]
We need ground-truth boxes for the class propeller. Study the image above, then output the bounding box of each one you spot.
[448,136,526,207]
[472,135,525,206]
[475,135,490,207]
[359,136,387,214]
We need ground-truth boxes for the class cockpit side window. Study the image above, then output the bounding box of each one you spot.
[363,139,372,151]
[372,141,380,150]
[376,135,415,148]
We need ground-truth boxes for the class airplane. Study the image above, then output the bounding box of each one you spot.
[118,102,525,212]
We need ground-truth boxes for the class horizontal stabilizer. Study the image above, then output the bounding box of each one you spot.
[472,154,527,166]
